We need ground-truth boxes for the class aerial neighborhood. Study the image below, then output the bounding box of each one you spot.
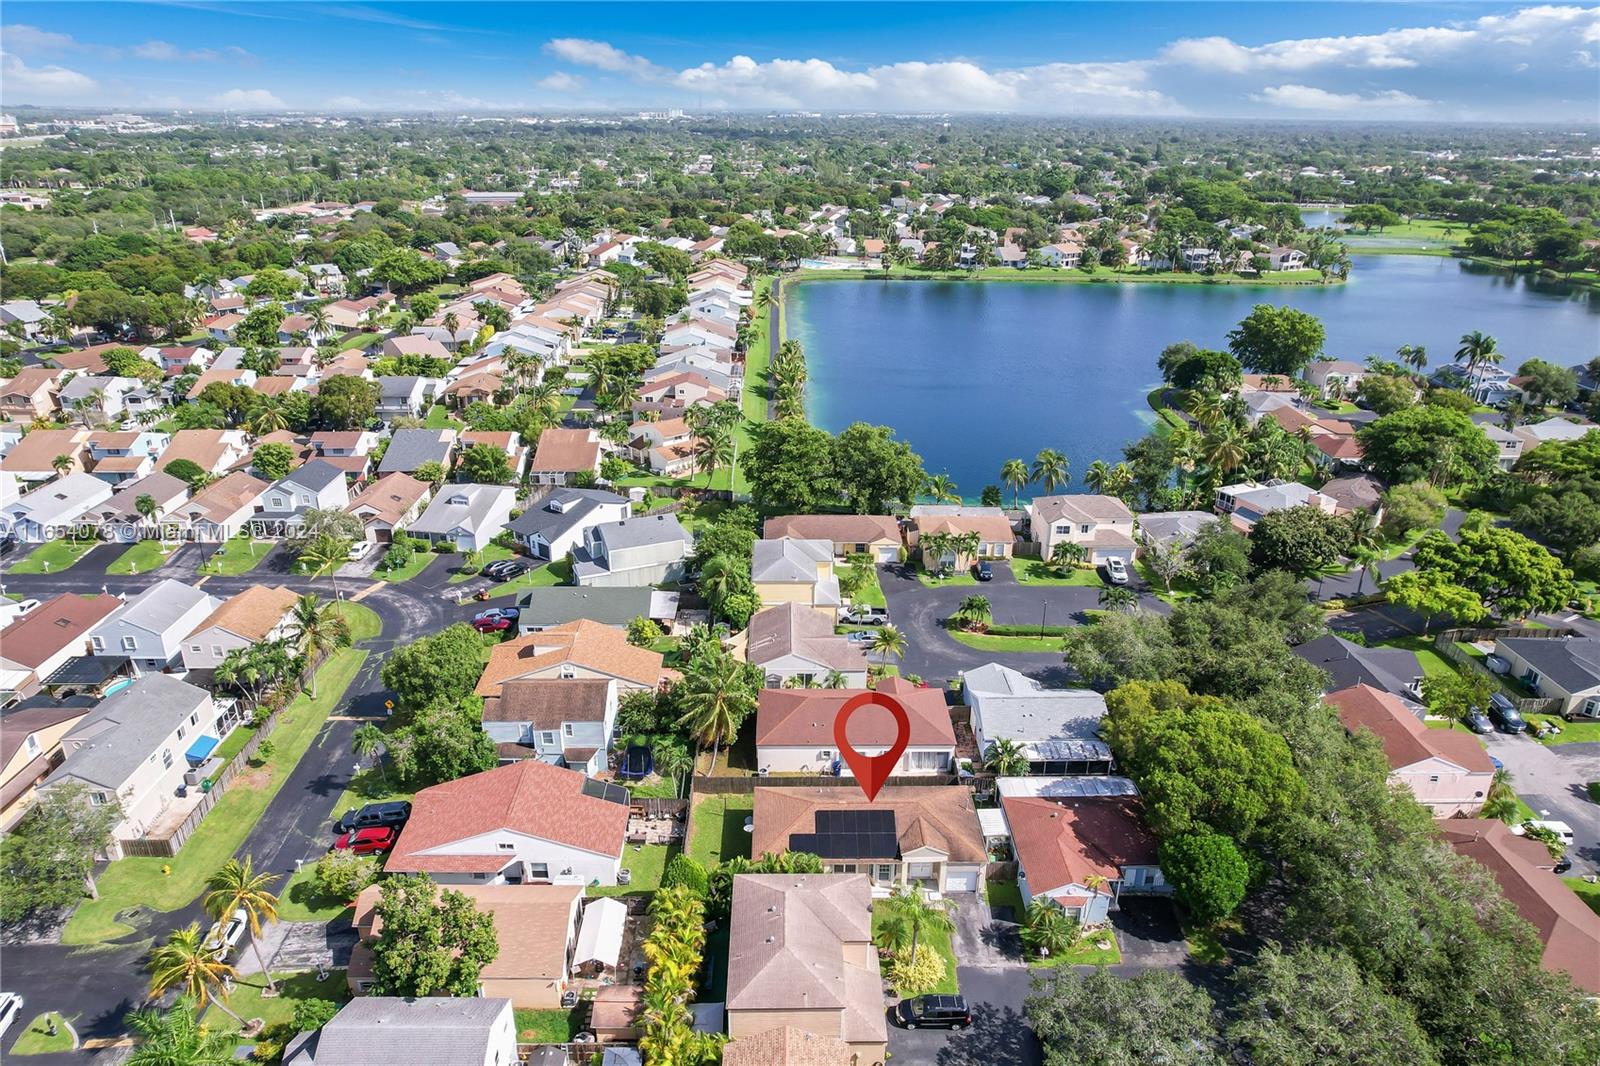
[2,10,1600,1064]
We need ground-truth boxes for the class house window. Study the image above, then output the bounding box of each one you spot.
[212,645,223,658]
[190,713,199,726]
[563,723,574,737]
[1080,524,1091,534]
[817,750,834,762]
[497,842,515,852]
[1429,775,1440,782]
[904,750,948,771]
[161,749,173,769]
[541,731,558,747]
[472,872,488,880]
[120,636,137,651]
[91,636,105,651]
[875,864,895,883]
[178,726,186,741]
[25,734,38,754]
[1054,524,1069,535]
[527,863,549,880]
[89,791,109,806]
[190,645,203,654]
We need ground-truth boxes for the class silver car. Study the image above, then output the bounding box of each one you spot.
[1105,557,1130,585]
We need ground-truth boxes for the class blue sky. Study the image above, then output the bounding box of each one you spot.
[2,3,1597,121]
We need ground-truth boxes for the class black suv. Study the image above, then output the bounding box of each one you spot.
[482,559,530,581]
[1487,692,1527,734]
[896,994,972,1030]
[334,801,412,835]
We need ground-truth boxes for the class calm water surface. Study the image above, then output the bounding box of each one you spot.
[789,255,1598,499]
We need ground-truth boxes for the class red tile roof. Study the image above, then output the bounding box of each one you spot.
[755,676,954,748]
[1002,794,1159,896]
[1326,684,1493,774]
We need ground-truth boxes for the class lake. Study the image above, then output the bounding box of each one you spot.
[788,255,1599,500]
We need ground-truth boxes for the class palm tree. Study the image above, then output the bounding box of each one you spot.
[652,743,693,798]
[124,998,236,1066]
[299,533,353,601]
[352,722,388,784]
[51,453,74,478]
[286,594,350,698]
[1098,585,1138,612]
[135,493,159,524]
[306,303,331,340]
[1050,540,1088,572]
[675,651,758,772]
[1020,899,1078,958]
[203,857,280,994]
[874,885,955,965]
[1398,344,1428,380]
[1083,459,1114,494]
[1203,427,1247,477]
[953,594,992,631]
[1000,458,1030,509]
[869,624,907,669]
[1454,331,1500,377]
[1031,449,1069,494]
[147,924,242,1024]
[248,399,287,437]
[822,670,849,690]
[983,737,1030,777]
[694,429,734,488]
[924,473,960,504]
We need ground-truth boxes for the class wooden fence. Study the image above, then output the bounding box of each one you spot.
[689,772,960,795]
[1432,630,1567,716]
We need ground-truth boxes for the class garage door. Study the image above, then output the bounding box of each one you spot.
[944,866,980,893]
[877,545,898,562]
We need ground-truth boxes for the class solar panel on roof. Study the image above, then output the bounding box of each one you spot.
[581,778,631,806]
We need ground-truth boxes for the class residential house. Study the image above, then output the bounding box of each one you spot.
[962,662,1114,776]
[1029,494,1137,566]
[158,429,247,477]
[0,593,121,702]
[762,514,902,564]
[309,430,380,479]
[0,367,64,422]
[459,431,528,482]
[58,375,140,424]
[0,299,49,337]
[746,603,869,689]
[753,786,986,894]
[725,875,886,1064]
[635,372,727,420]
[481,678,619,773]
[385,760,628,886]
[1037,242,1083,268]
[1319,473,1385,516]
[756,677,955,777]
[1492,636,1600,719]
[85,431,169,485]
[506,487,629,561]
[1514,417,1596,454]
[377,428,457,477]
[1483,424,1525,471]
[529,428,602,487]
[345,472,430,542]
[282,997,519,1066]
[90,579,220,673]
[1002,790,1169,923]
[42,675,222,855]
[1135,510,1218,551]
[179,585,300,674]
[322,295,393,331]
[752,538,842,615]
[572,514,692,588]
[475,620,671,700]
[173,471,267,542]
[1214,480,1337,531]
[249,459,350,538]
[381,334,452,362]
[1293,633,1425,700]
[184,367,257,401]
[723,1028,859,1066]
[627,417,699,478]
[150,346,213,376]
[442,370,503,409]
[0,698,94,830]
[0,428,89,482]
[1269,246,1307,270]
[91,471,189,541]
[375,376,439,420]
[907,507,1014,570]
[1327,684,1494,816]
[1,472,113,543]
[407,484,516,552]
[1440,820,1600,993]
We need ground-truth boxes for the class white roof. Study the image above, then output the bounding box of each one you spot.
[574,897,626,970]
[977,808,1010,839]
[997,775,1140,799]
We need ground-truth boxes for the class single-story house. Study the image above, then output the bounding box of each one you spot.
[756,676,954,777]
[475,620,671,699]
[511,587,677,635]
[1293,633,1425,701]
[407,484,517,551]
[282,996,518,1066]
[1491,636,1600,719]
[762,514,901,563]
[1214,480,1337,531]
[377,428,457,477]
[745,602,869,689]
[1,472,113,543]
[529,428,602,487]
[345,472,430,542]
[962,662,1113,776]
[1135,510,1219,551]
[1002,789,1169,924]
[179,585,300,674]
[907,507,1014,570]
[172,471,267,542]
[0,593,121,704]
[1327,684,1494,817]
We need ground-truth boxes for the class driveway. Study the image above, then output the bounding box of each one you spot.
[1106,897,1188,972]
[1484,733,1600,875]
[887,965,1042,1066]
[949,893,1022,968]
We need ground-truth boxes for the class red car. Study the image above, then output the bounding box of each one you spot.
[334,826,397,854]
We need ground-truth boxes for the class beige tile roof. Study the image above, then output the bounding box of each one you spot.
[179,470,266,523]
[763,514,900,544]
[723,1027,858,1066]
[1031,494,1134,526]
[188,585,298,642]
[347,472,429,525]
[913,513,1014,542]
[352,882,581,985]
[158,430,235,473]
[530,428,599,473]
[475,619,668,696]
[745,602,869,674]
[1,429,86,472]
[752,786,985,864]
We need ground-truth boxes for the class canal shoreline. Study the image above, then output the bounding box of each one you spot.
[785,264,1340,288]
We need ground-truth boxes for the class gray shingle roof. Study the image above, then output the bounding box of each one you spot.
[283,997,511,1066]
[106,578,215,635]
[1293,634,1424,698]
[506,488,626,540]
[44,674,211,790]
[378,429,454,474]
[1498,637,1600,693]
[279,458,345,493]
[751,538,833,583]
[595,513,691,551]
[514,586,654,627]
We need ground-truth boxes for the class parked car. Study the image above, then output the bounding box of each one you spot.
[203,907,248,958]
[1513,819,1575,847]
[844,630,873,645]
[839,605,889,626]
[0,992,21,1040]
[472,607,521,633]
[974,560,993,581]
[1487,693,1526,733]
[334,826,398,855]
[1462,709,1494,734]
[1484,654,1511,675]
[347,540,376,561]
[896,994,972,1030]
[334,801,412,835]
[482,557,528,579]
[1104,557,1130,585]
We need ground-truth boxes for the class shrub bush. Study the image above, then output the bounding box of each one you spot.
[887,948,946,996]
[661,854,709,897]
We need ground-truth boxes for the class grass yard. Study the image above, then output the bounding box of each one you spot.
[205,969,350,1034]
[985,879,1024,920]
[1564,877,1600,917]
[333,600,383,642]
[447,543,514,584]
[1375,635,1457,679]
[105,539,177,575]
[484,557,570,600]
[588,842,674,898]
[7,537,97,574]
[837,562,887,608]
[62,647,369,945]
[515,1007,583,1043]
[8,1013,75,1055]
[424,403,464,429]
[687,794,754,867]
[1012,560,1103,587]
[916,565,978,588]
[1525,714,1600,745]
[872,901,960,995]
[946,628,1063,653]
[375,547,436,583]
[200,536,273,576]
[328,764,416,828]
[1026,924,1123,968]
[276,861,357,922]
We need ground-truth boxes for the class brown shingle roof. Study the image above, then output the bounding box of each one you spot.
[756,676,953,748]
[0,593,121,669]
[1327,684,1494,774]
[763,514,901,544]
[187,585,298,643]
[745,602,869,674]
[1031,494,1134,526]
[158,430,234,473]
[347,472,428,525]
[530,428,599,474]
[475,620,668,696]
[752,786,985,864]
[481,678,611,727]
[352,882,580,985]
[1002,794,1158,896]
[0,429,86,472]
[179,470,266,524]
[385,761,627,874]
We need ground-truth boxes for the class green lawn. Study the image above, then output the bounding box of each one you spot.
[1564,877,1600,917]
[447,543,514,583]
[985,879,1023,918]
[200,536,273,576]
[515,1007,584,1043]
[688,794,754,867]
[62,647,370,945]
[8,1013,75,1055]
[332,600,383,642]
[337,329,379,351]
[105,539,177,575]
[1374,635,1457,679]
[276,861,356,922]
[837,563,886,608]
[483,557,570,600]
[1525,714,1600,746]
[375,547,437,583]
[205,969,350,1034]
[872,901,960,995]
[1026,924,1122,968]
[916,565,979,588]
[1012,560,1102,587]
[424,403,464,429]
[588,842,673,898]
[329,765,416,828]
[8,537,97,574]
[946,628,1062,653]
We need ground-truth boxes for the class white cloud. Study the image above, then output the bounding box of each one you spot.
[327,95,368,109]
[1253,84,1431,111]
[1,24,82,54]
[132,40,250,63]
[211,88,286,110]
[0,50,98,97]
[536,72,585,93]
[544,38,667,78]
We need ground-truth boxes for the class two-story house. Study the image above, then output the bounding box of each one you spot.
[180,585,300,675]
[1029,494,1137,567]
[572,514,692,587]
[85,431,170,485]
[627,417,699,478]
[345,472,430,542]
[505,488,629,561]
[751,537,843,616]
[481,678,619,775]
[0,367,64,423]
[89,579,220,674]
[1327,684,1494,816]
[250,459,351,538]
[1492,636,1600,720]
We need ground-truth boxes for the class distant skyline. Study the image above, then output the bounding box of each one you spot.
[1,2,1597,122]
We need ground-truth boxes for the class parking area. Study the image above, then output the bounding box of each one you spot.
[886,965,1042,1066]
[1484,733,1600,875]
[1108,897,1189,970]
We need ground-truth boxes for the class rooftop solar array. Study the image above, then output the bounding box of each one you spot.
[788,808,898,859]
[581,777,632,806]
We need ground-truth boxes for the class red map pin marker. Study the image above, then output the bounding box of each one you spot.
[834,691,911,802]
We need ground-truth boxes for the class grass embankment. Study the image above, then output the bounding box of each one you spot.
[1012,560,1104,587]
[205,970,350,1034]
[62,636,373,945]
[200,536,273,576]
[8,538,97,574]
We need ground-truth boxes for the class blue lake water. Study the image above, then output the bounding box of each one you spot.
[789,255,1599,499]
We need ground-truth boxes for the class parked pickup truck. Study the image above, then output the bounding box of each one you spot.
[839,605,890,626]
